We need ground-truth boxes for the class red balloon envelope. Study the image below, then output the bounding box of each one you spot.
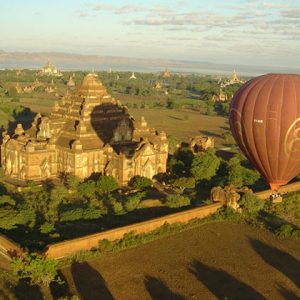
[229,73,300,191]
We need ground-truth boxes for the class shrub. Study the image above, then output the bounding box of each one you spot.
[276,224,300,239]
[98,239,114,253]
[165,194,190,208]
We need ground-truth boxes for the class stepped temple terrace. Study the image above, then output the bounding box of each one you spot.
[1,73,168,185]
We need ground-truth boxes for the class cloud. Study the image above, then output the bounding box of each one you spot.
[281,8,300,18]
[79,12,90,18]
[262,2,290,9]
[90,3,144,14]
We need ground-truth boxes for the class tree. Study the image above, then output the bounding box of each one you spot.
[130,176,152,190]
[65,174,81,191]
[165,194,190,208]
[124,192,145,212]
[112,201,123,215]
[175,148,194,170]
[172,177,195,192]
[0,195,35,230]
[11,253,61,287]
[226,157,259,188]
[166,98,174,109]
[78,180,96,199]
[191,149,220,181]
[50,185,68,203]
[96,176,118,195]
[239,192,264,216]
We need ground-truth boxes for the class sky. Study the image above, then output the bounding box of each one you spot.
[1,0,300,68]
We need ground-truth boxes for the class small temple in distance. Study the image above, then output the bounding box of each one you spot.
[221,70,244,87]
[1,74,168,185]
[162,68,170,78]
[39,60,62,77]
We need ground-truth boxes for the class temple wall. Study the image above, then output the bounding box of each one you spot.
[45,202,223,259]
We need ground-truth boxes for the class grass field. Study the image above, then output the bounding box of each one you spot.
[130,108,229,146]
[53,222,300,300]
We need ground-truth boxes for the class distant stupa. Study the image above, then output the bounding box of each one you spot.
[129,72,136,80]
[67,76,75,87]
[162,68,170,78]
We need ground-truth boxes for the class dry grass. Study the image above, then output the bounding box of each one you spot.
[130,108,229,146]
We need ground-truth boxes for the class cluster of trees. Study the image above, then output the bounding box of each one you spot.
[168,147,260,193]
[0,175,152,238]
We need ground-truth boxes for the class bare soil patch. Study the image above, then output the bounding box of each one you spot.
[60,222,300,300]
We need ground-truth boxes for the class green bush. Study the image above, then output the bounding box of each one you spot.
[98,239,114,252]
[165,194,190,208]
[276,224,300,239]
[239,192,265,216]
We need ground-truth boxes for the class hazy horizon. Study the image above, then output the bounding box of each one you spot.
[1,0,300,69]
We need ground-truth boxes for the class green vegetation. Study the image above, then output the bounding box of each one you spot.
[239,192,265,216]
[191,149,221,181]
[165,194,191,208]
[11,253,61,287]
[129,176,152,190]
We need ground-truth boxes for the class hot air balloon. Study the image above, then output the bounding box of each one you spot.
[229,73,300,192]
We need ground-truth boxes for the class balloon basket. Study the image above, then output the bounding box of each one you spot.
[270,193,283,203]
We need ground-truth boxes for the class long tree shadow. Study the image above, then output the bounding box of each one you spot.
[71,262,114,300]
[189,260,266,300]
[199,130,222,138]
[144,275,185,300]
[14,279,43,300]
[276,284,300,300]
[50,270,71,299]
[250,239,300,288]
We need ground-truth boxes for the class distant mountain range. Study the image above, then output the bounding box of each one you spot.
[0,50,299,76]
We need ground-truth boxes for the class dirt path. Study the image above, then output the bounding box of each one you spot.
[59,222,300,300]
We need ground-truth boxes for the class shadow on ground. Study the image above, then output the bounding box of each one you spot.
[250,239,300,289]
[189,260,266,300]
[71,262,114,300]
[144,275,185,300]
[50,270,71,299]
[13,279,43,300]
[276,284,300,300]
